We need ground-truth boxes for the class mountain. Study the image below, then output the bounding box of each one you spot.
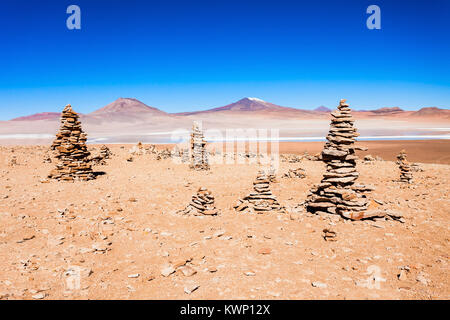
[90,98,167,115]
[371,107,404,114]
[11,112,61,121]
[314,106,332,112]
[409,107,450,119]
[175,97,317,117]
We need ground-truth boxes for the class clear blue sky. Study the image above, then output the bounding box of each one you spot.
[0,0,449,120]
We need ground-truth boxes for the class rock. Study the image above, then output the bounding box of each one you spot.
[128,273,140,278]
[32,293,46,299]
[311,281,328,288]
[184,284,199,294]
[398,269,408,281]
[258,248,272,255]
[322,229,337,241]
[416,272,429,285]
[161,265,176,277]
[213,230,225,237]
[178,266,197,277]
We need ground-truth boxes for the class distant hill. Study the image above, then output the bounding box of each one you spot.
[371,107,404,114]
[409,107,450,119]
[11,112,61,121]
[7,98,449,122]
[90,98,167,115]
[314,106,332,112]
[175,97,316,118]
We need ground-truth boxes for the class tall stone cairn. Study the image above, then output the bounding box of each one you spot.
[189,122,209,170]
[48,104,95,181]
[234,170,285,214]
[305,99,372,220]
[396,149,413,183]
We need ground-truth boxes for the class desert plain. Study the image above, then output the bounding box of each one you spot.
[0,139,449,300]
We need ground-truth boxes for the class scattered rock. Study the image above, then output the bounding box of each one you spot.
[184,283,199,294]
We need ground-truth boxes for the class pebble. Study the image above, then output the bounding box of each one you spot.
[161,266,176,277]
[184,284,199,294]
[32,293,46,299]
[311,281,328,288]
[258,248,271,255]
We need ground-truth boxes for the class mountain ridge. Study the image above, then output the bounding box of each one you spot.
[7,97,449,121]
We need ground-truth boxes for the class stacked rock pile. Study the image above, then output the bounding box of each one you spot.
[91,145,112,165]
[100,145,112,159]
[267,166,277,183]
[283,167,306,179]
[304,152,320,161]
[48,105,95,181]
[363,155,375,163]
[8,156,18,166]
[235,171,285,214]
[145,144,157,154]
[410,163,423,172]
[156,148,172,160]
[305,99,373,220]
[281,154,302,163]
[129,142,144,155]
[190,122,209,170]
[177,187,218,216]
[43,149,52,163]
[397,150,413,183]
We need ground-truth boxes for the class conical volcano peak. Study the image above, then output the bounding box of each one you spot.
[90,98,167,115]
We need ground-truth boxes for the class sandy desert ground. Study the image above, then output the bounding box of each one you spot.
[0,143,449,300]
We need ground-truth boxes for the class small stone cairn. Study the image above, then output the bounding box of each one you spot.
[100,145,112,159]
[189,122,209,170]
[48,104,95,181]
[305,99,373,220]
[91,145,112,165]
[129,142,144,155]
[283,167,306,179]
[177,187,218,216]
[43,149,52,163]
[396,150,413,183]
[235,170,285,214]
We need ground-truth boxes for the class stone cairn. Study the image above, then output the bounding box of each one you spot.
[43,149,52,163]
[177,187,218,216]
[396,150,413,183]
[48,104,95,181]
[8,155,18,166]
[281,154,302,163]
[234,170,285,214]
[91,145,112,165]
[189,122,209,170]
[100,145,112,159]
[267,166,277,183]
[129,142,144,155]
[305,99,373,220]
[283,167,306,179]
